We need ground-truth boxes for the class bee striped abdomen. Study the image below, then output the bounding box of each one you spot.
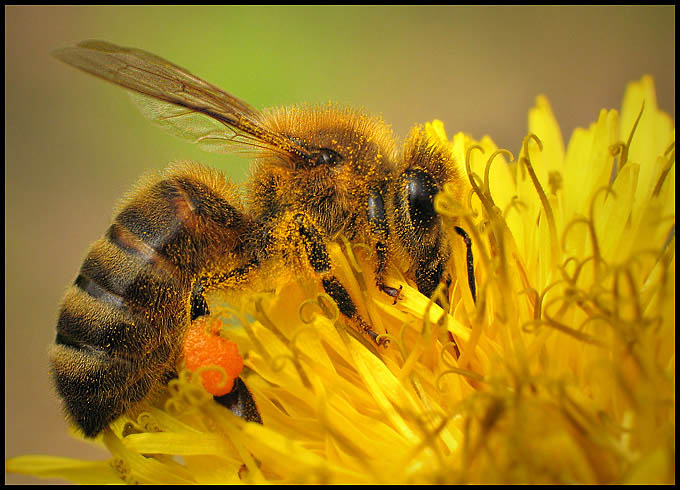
[51,163,248,437]
[106,222,179,277]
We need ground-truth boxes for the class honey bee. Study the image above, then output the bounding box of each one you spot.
[50,40,476,438]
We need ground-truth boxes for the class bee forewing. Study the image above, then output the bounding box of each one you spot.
[128,92,244,154]
[52,40,258,117]
[52,40,309,161]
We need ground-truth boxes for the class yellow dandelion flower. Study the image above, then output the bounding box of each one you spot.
[6,76,674,484]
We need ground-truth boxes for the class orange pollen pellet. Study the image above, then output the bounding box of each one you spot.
[183,316,243,396]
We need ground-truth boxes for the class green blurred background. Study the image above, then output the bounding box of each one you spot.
[5,6,674,484]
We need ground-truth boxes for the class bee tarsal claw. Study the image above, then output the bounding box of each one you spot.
[379,283,403,305]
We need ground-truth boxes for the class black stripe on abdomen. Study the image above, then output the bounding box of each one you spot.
[74,272,124,308]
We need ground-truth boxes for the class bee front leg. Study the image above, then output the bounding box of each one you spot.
[293,213,385,346]
[368,186,402,303]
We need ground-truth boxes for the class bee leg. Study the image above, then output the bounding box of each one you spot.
[202,257,260,292]
[190,274,263,423]
[294,213,386,346]
[443,227,477,360]
[213,377,263,424]
[453,226,477,303]
[190,279,210,320]
[368,186,402,303]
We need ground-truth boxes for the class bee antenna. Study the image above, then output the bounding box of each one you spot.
[453,226,476,303]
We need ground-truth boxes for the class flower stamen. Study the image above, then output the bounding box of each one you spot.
[520,134,560,270]
[464,145,495,218]
[652,142,675,196]
[483,149,514,209]
[619,102,645,170]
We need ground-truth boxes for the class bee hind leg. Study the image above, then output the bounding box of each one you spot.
[213,377,262,424]
[190,270,263,423]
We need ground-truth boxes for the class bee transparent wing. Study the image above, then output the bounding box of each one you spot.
[52,40,309,161]
[53,40,258,117]
[128,92,245,154]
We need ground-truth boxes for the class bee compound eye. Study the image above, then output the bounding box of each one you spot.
[403,168,439,229]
